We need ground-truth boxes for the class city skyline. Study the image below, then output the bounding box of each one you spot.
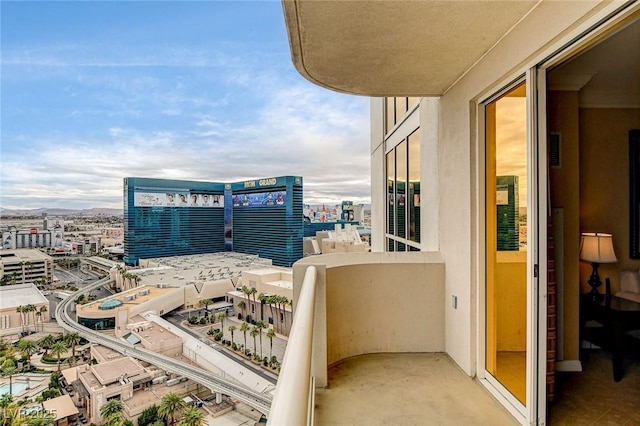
[1,1,371,211]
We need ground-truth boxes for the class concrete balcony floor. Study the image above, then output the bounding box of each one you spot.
[314,352,518,425]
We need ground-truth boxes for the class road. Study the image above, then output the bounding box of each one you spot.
[55,277,273,416]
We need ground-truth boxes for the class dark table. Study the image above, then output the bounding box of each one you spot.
[580,294,640,381]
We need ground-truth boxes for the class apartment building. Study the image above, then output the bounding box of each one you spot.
[281,2,640,424]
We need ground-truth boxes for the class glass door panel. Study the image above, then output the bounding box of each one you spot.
[485,82,528,405]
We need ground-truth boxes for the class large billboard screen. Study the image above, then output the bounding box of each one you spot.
[134,191,224,208]
[232,191,286,207]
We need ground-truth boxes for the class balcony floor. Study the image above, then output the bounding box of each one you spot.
[315,352,517,425]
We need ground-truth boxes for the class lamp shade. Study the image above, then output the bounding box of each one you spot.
[580,232,617,263]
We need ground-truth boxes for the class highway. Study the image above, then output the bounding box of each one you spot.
[55,277,272,416]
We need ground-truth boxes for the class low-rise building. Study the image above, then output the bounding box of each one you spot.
[0,282,50,340]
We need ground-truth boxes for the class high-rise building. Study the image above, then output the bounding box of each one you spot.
[277,2,640,424]
[124,176,303,267]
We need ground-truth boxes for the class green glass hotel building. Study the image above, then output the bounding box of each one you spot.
[124,176,303,267]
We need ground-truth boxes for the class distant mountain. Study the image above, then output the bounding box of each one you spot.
[0,207,123,217]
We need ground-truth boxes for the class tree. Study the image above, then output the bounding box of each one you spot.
[177,407,206,426]
[38,335,55,357]
[256,321,266,360]
[266,328,276,359]
[158,392,185,426]
[36,305,48,332]
[0,393,19,426]
[240,322,249,352]
[249,287,258,320]
[264,295,275,328]
[1,359,16,396]
[237,300,246,320]
[100,399,123,424]
[49,372,63,390]
[15,306,25,334]
[216,312,226,330]
[198,299,211,314]
[228,325,236,347]
[64,332,81,360]
[25,304,37,334]
[25,410,56,426]
[283,297,292,334]
[50,341,68,372]
[17,338,38,369]
[138,405,159,426]
[241,286,251,319]
[250,326,259,358]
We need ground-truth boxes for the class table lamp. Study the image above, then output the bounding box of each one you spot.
[580,232,617,302]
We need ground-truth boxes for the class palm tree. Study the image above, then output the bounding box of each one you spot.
[198,299,211,313]
[237,300,246,320]
[17,338,38,369]
[2,359,17,396]
[158,392,186,426]
[177,407,206,426]
[240,322,249,353]
[265,295,275,328]
[250,326,259,358]
[26,304,37,334]
[100,398,123,422]
[228,325,236,345]
[282,297,291,335]
[266,328,276,359]
[15,306,25,334]
[64,332,81,360]
[50,341,67,372]
[28,410,56,426]
[249,287,258,319]
[216,312,226,330]
[37,306,48,332]
[0,393,13,409]
[256,321,266,360]
[241,286,251,318]
[38,334,55,357]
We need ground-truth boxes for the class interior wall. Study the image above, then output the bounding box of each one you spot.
[548,90,581,362]
[580,107,640,292]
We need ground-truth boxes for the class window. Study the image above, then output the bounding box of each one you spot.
[385,97,420,135]
[386,128,421,251]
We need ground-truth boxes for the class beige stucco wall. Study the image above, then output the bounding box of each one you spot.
[428,1,618,376]
[294,251,445,387]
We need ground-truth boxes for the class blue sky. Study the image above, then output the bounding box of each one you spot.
[1,1,370,210]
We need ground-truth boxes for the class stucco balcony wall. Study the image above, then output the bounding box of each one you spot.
[294,251,445,388]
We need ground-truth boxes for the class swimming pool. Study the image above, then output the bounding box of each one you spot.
[0,382,28,396]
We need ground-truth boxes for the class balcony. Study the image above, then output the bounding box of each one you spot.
[269,252,516,425]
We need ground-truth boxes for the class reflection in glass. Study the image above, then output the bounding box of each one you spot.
[386,97,395,134]
[408,129,421,243]
[396,140,407,240]
[485,82,528,405]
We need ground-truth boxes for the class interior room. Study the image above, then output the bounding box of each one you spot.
[546,16,640,423]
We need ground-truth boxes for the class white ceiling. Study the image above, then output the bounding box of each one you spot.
[548,18,640,108]
[283,0,538,96]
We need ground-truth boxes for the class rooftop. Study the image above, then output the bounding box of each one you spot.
[42,394,79,421]
[77,285,176,314]
[0,248,52,263]
[91,357,145,385]
[0,283,49,310]
[131,252,277,288]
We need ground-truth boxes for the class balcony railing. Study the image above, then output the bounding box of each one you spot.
[269,251,445,424]
[268,265,317,425]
